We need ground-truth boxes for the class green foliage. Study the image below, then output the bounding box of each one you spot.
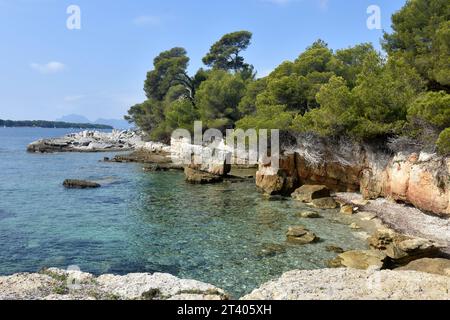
[382,0,450,89]
[144,47,191,101]
[165,98,199,132]
[291,76,353,136]
[408,91,450,129]
[237,104,293,130]
[436,128,450,155]
[203,31,253,72]
[196,70,247,130]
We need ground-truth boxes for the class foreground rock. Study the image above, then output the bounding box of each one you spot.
[397,258,450,277]
[63,179,101,189]
[242,268,450,300]
[0,268,227,300]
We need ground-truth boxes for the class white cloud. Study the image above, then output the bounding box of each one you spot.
[30,61,66,74]
[132,15,162,26]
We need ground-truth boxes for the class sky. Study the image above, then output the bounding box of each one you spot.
[0,0,407,121]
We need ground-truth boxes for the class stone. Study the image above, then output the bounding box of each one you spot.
[311,197,338,209]
[184,167,223,184]
[338,250,388,270]
[241,268,450,300]
[368,230,443,265]
[291,185,331,202]
[326,245,345,254]
[340,205,354,215]
[63,179,101,189]
[326,257,344,268]
[397,258,450,277]
[257,244,287,258]
[286,226,319,245]
[297,211,321,219]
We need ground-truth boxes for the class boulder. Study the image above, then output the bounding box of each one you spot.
[311,197,338,209]
[291,185,330,202]
[297,211,321,219]
[337,250,388,270]
[368,230,443,265]
[184,167,223,184]
[63,179,101,189]
[397,258,450,277]
[286,226,319,245]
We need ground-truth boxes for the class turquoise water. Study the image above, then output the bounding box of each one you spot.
[0,128,367,297]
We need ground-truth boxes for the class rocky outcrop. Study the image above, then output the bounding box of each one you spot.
[63,179,101,189]
[255,135,450,216]
[0,268,228,300]
[241,268,450,300]
[27,130,151,153]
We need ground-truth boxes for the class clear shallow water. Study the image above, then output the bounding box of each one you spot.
[0,128,368,297]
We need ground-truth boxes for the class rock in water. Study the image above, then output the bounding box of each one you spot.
[184,167,223,184]
[311,197,338,209]
[337,250,388,270]
[286,226,319,245]
[340,204,354,215]
[63,180,101,189]
[291,185,331,202]
[326,245,345,254]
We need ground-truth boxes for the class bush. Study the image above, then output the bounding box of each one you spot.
[408,91,450,129]
[436,128,450,156]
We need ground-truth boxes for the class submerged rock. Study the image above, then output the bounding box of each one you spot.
[291,185,331,202]
[326,245,345,254]
[297,211,321,218]
[63,179,101,189]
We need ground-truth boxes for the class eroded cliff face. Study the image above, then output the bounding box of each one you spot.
[256,136,450,217]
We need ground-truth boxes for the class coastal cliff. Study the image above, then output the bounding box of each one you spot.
[256,135,450,217]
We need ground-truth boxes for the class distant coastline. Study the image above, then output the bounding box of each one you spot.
[0,119,113,130]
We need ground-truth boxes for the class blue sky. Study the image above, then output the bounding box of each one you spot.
[0,0,406,121]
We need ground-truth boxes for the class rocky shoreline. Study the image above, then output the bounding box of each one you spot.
[19,130,450,300]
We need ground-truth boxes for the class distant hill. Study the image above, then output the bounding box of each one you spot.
[56,114,92,124]
[0,119,113,129]
[56,114,132,129]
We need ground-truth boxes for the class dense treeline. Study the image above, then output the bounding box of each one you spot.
[0,119,113,130]
[126,0,450,155]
